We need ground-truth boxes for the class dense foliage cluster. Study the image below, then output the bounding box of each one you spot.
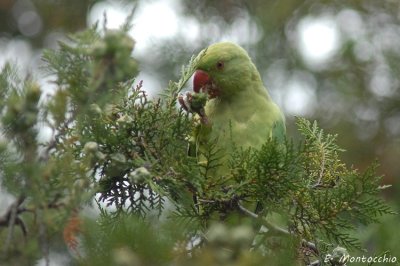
[0,24,394,266]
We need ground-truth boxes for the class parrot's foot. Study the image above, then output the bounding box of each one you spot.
[178,91,209,124]
[178,91,191,112]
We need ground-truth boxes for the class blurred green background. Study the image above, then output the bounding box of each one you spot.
[1,0,399,263]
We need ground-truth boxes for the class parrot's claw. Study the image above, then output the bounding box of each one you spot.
[178,91,209,124]
[178,92,193,112]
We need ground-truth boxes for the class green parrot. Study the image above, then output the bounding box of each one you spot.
[180,42,286,180]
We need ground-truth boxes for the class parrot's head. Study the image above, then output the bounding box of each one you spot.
[193,42,261,101]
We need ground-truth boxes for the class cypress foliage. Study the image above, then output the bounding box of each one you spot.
[0,24,394,266]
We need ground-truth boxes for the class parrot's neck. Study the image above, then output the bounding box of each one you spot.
[205,82,273,124]
[221,80,271,106]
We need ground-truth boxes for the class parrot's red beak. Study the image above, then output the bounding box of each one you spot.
[193,70,210,93]
[193,70,220,98]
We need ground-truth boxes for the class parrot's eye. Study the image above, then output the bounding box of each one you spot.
[216,60,224,70]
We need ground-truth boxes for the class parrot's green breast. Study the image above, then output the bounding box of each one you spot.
[198,88,285,154]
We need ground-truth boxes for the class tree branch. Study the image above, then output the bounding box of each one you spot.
[1,195,26,253]
[237,202,319,256]
[308,260,321,266]
[237,201,289,236]
[0,193,66,254]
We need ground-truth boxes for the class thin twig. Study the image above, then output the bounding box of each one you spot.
[308,260,321,266]
[302,239,319,255]
[39,211,50,266]
[237,202,320,256]
[237,202,289,236]
[41,114,75,161]
[2,195,26,253]
[0,194,66,255]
